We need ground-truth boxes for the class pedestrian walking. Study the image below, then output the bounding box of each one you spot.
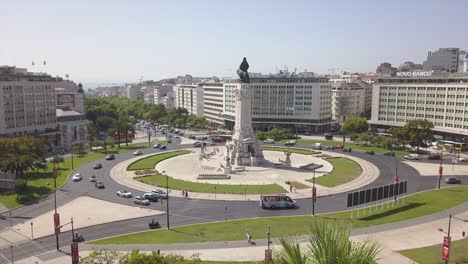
[182,190,185,197]
[246,232,252,244]
[185,190,189,198]
[289,185,293,192]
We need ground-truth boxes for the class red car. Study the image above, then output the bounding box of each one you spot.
[212,137,223,143]
[335,145,344,150]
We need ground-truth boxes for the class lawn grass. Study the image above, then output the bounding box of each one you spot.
[260,146,319,155]
[311,157,362,187]
[0,152,105,209]
[399,238,468,264]
[127,150,191,171]
[278,139,409,156]
[136,174,285,194]
[92,185,468,245]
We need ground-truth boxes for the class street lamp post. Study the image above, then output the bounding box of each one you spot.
[312,168,316,216]
[164,171,170,229]
[445,213,452,264]
[53,160,59,251]
[71,135,74,170]
[267,225,271,251]
[147,127,151,148]
[438,149,443,189]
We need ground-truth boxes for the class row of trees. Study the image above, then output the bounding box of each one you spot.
[85,96,209,149]
[341,117,434,151]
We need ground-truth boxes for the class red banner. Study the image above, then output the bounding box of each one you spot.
[71,242,79,264]
[393,176,399,183]
[53,167,57,178]
[264,249,272,262]
[439,166,443,177]
[54,213,60,234]
[312,187,317,202]
[442,236,450,261]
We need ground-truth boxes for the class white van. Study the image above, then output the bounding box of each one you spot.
[263,138,275,144]
[260,194,296,209]
[404,154,419,160]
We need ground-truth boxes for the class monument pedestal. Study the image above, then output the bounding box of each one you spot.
[230,83,264,166]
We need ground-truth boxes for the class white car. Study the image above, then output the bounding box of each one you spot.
[263,139,275,144]
[174,135,180,139]
[133,150,143,156]
[116,190,132,198]
[152,189,168,199]
[133,196,150,205]
[72,173,82,181]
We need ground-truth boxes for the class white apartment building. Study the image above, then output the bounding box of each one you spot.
[0,66,59,139]
[202,82,224,125]
[162,92,175,109]
[126,85,141,100]
[332,82,365,121]
[222,75,332,133]
[154,84,174,105]
[370,72,468,142]
[174,84,204,117]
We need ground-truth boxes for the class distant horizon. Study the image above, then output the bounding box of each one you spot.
[1,0,467,83]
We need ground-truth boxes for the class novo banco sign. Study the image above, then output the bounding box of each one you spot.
[396,71,434,77]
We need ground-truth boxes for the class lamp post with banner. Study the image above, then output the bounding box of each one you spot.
[312,168,317,216]
[52,165,60,250]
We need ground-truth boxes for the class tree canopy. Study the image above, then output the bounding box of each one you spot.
[393,119,434,151]
[341,118,369,135]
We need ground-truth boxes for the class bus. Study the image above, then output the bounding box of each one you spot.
[260,194,296,209]
[437,140,466,152]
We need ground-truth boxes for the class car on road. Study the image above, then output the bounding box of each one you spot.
[325,145,336,150]
[311,143,322,150]
[142,193,160,202]
[72,173,82,181]
[384,151,395,156]
[335,145,344,150]
[133,150,143,156]
[167,134,172,139]
[174,135,180,139]
[188,134,196,139]
[428,154,441,160]
[193,141,203,147]
[459,157,468,162]
[95,181,105,189]
[133,196,151,205]
[93,163,102,169]
[153,143,161,149]
[205,140,216,146]
[404,154,419,160]
[89,175,97,182]
[365,151,374,155]
[284,140,296,147]
[343,147,352,152]
[105,154,115,160]
[116,190,132,198]
[159,145,167,150]
[263,139,275,144]
[445,177,461,184]
[167,139,173,143]
[152,189,168,199]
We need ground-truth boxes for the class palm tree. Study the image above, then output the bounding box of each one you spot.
[271,220,380,264]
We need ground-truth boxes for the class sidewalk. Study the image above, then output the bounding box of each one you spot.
[109,149,379,201]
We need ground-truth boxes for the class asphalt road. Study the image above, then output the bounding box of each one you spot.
[0,140,465,263]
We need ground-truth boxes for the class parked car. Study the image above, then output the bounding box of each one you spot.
[89,175,97,182]
[445,177,461,184]
[263,139,275,144]
[93,163,102,169]
[133,196,151,205]
[167,139,173,143]
[95,181,105,189]
[72,173,82,181]
[152,189,168,199]
[459,157,468,162]
[428,154,441,160]
[212,137,223,143]
[133,150,143,156]
[153,143,161,149]
[343,147,352,152]
[384,151,395,156]
[159,145,167,150]
[116,190,132,198]
[404,154,419,160]
[168,134,172,139]
[188,134,196,139]
[105,154,115,160]
[325,145,336,150]
[335,145,344,150]
[365,151,374,155]
[142,193,160,202]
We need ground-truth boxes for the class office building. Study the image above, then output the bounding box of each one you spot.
[222,74,332,133]
[423,48,462,73]
[126,84,141,100]
[174,84,204,117]
[370,71,468,142]
[56,106,87,152]
[154,84,174,105]
[0,66,59,141]
[202,82,225,125]
[332,82,366,121]
[162,92,175,109]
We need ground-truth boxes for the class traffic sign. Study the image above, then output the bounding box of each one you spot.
[442,236,451,261]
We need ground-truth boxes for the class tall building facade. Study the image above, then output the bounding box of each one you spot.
[331,82,365,121]
[174,84,204,117]
[202,82,224,125]
[221,75,332,132]
[423,48,462,73]
[370,72,468,142]
[126,85,141,100]
[55,82,85,113]
[154,84,174,105]
[0,66,59,139]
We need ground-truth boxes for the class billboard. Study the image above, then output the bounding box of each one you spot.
[346,181,408,208]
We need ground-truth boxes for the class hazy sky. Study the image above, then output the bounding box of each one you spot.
[1,0,467,84]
